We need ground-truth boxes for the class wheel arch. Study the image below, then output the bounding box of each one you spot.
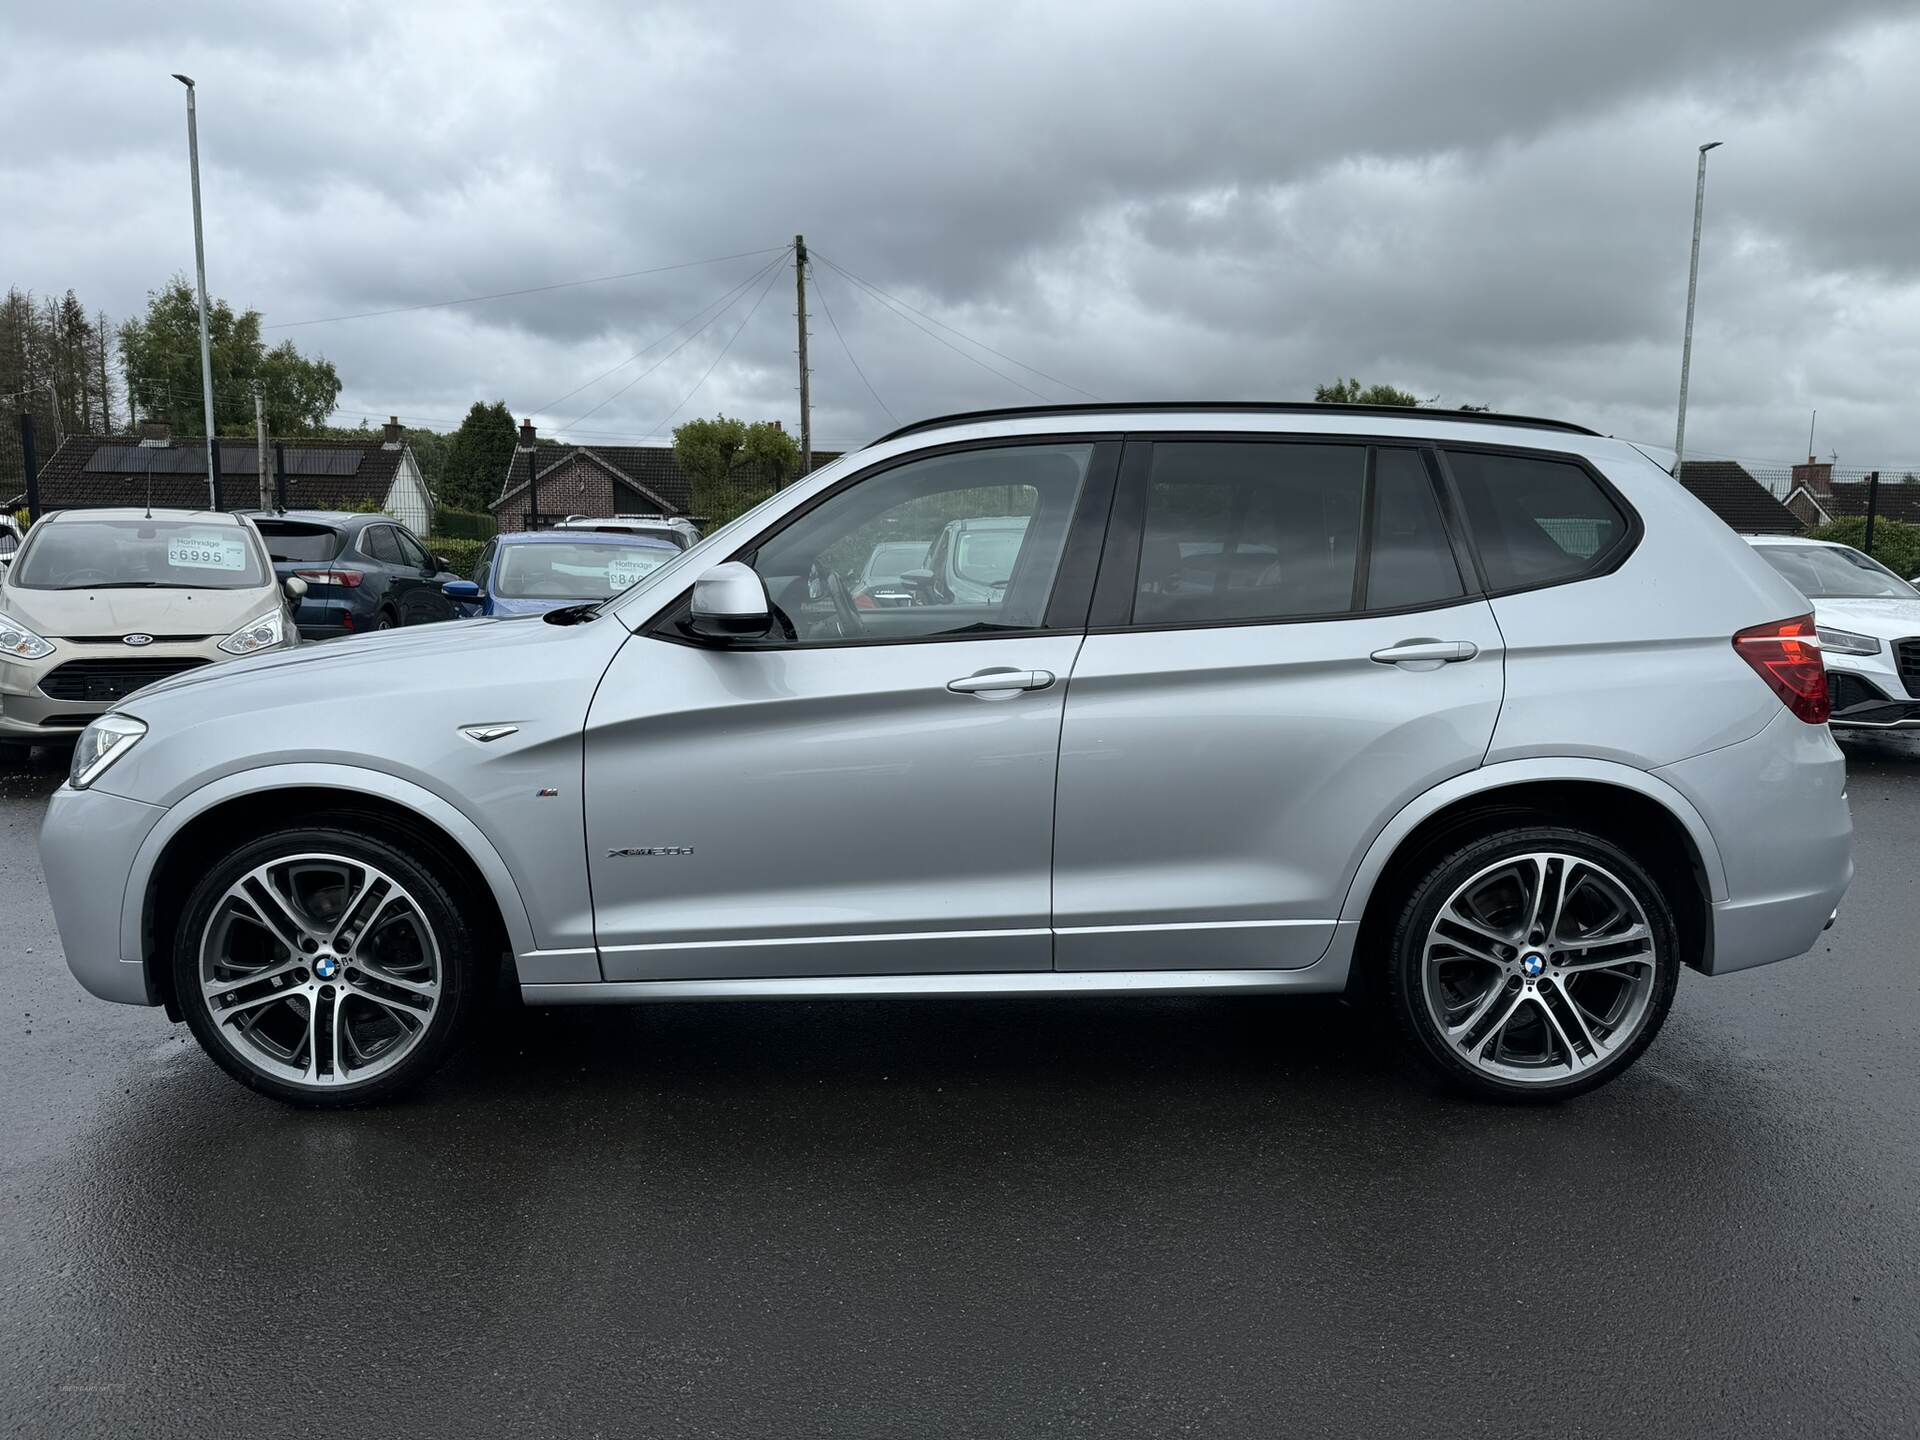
[131,766,533,1018]
[1341,761,1722,982]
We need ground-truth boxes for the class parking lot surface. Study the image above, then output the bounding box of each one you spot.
[2,739,1917,1438]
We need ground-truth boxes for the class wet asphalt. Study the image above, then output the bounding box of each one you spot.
[1,739,1917,1439]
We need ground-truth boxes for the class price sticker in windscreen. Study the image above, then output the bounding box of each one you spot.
[168,534,248,572]
[606,555,665,592]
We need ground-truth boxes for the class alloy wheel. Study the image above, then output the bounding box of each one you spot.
[197,853,442,1089]
[1420,851,1660,1086]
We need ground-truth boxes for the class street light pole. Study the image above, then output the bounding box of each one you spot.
[1672,140,1723,479]
[173,73,219,508]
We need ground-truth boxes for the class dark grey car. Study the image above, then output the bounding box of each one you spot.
[249,511,460,639]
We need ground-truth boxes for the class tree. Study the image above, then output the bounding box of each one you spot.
[117,275,340,436]
[672,415,800,526]
[1314,378,1425,407]
[439,401,518,511]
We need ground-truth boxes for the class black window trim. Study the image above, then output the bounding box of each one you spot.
[1087,431,1483,635]
[644,432,1125,652]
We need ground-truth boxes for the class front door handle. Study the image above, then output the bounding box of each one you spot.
[947,668,1056,695]
[1369,639,1478,667]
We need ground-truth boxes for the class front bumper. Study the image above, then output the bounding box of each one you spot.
[1823,650,1920,729]
[0,637,249,740]
[40,782,167,1005]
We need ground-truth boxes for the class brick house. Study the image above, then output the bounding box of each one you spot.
[1783,456,1920,529]
[489,419,839,533]
[14,417,434,530]
[1675,460,1800,535]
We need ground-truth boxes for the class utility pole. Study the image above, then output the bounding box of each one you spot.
[1864,471,1882,557]
[1672,140,1723,478]
[173,74,219,509]
[794,234,812,478]
[254,384,271,510]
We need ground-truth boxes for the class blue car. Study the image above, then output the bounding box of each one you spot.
[446,530,681,618]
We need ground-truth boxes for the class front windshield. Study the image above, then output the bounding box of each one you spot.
[10,517,268,590]
[496,540,675,600]
[1756,543,1918,600]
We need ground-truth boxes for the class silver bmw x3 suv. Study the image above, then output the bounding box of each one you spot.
[40,404,1853,1106]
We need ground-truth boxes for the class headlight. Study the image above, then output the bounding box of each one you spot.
[0,610,54,662]
[1816,626,1882,656]
[69,713,146,790]
[218,608,287,656]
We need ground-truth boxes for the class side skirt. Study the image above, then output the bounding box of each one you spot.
[523,962,1350,1005]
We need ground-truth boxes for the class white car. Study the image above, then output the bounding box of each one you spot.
[1745,534,1920,729]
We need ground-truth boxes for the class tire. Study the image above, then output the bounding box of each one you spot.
[1384,825,1680,1103]
[173,819,489,1107]
[375,610,398,631]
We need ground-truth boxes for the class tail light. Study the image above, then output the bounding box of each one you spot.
[1733,615,1830,724]
[293,568,363,588]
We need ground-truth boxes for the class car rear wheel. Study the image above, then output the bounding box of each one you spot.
[375,610,397,631]
[1385,825,1680,1103]
[173,821,487,1106]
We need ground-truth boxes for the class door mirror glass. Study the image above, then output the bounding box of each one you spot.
[689,562,772,639]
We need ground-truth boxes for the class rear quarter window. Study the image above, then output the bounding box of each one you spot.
[1444,450,1631,591]
[257,524,344,563]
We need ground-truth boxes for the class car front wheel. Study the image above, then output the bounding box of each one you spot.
[173,821,487,1106]
[1385,825,1680,1103]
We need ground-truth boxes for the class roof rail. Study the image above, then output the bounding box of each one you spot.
[872,402,1600,445]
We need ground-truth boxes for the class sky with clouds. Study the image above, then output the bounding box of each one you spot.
[6,0,1920,471]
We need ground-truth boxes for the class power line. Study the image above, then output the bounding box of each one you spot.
[808,260,894,425]
[265,246,790,330]
[563,249,791,428]
[643,256,789,441]
[538,249,792,414]
[814,254,1052,403]
[813,249,1100,401]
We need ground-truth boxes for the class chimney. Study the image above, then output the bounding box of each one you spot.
[138,417,171,447]
[1790,454,1834,498]
[518,418,536,450]
[382,415,403,449]
[771,419,783,432]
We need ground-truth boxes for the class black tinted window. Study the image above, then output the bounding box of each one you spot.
[394,529,431,569]
[1367,448,1464,610]
[256,523,342,563]
[1446,450,1628,591]
[361,525,402,564]
[1135,443,1364,624]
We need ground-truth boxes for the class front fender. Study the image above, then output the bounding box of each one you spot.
[121,763,568,980]
[1335,756,1728,926]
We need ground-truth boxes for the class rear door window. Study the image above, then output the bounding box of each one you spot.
[361,525,403,565]
[1444,450,1630,591]
[1367,448,1466,610]
[393,529,432,569]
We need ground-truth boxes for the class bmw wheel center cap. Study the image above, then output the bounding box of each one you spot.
[314,955,339,980]
[1521,953,1546,978]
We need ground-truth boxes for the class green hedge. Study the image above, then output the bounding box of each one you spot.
[428,537,486,579]
[433,507,497,541]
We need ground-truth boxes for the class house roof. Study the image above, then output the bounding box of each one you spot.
[491,444,843,516]
[17,434,410,513]
[1814,480,1920,526]
[1676,461,1800,534]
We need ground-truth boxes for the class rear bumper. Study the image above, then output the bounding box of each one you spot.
[40,783,167,1005]
[1654,708,1854,975]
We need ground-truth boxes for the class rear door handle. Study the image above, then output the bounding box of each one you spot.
[1369,639,1478,666]
[947,669,1056,695]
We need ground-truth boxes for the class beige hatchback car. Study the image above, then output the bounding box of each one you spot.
[0,508,301,756]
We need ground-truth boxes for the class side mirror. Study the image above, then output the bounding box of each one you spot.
[444,579,482,602]
[433,553,453,573]
[283,576,309,602]
[688,561,771,640]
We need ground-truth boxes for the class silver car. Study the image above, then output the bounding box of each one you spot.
[40,404,1853,1106]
